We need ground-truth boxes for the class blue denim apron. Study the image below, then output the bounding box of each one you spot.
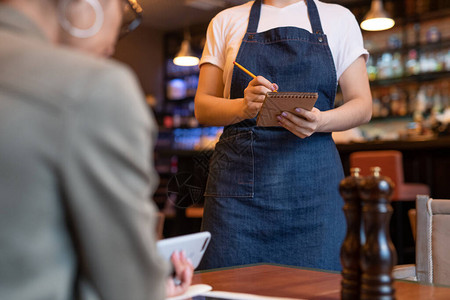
[200,0,345,271]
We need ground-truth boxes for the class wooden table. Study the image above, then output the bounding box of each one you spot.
[192,264,450,299]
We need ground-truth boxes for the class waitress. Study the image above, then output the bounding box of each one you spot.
[195,0,372,271]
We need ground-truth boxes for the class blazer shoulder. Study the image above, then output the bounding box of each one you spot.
[0,33,138,109]
[47,47,140,106]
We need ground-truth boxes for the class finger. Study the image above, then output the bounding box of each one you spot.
[185,256,194,269]
[285,111,315,135]
[178,251,193,271]
[277,113,308,139]
[293,108,316,122]
[172,268,193,296]
[295,107,321,122]
[278,111,307,126]
[166,277,184,298]
[178,251,193,277]
[171,251,183,276]
[166,261,194,298]
[246,85,272,97]
[180,267,193,288]
[249,76,277,91]
[272,83,280,92]
[171,250,180,263]
[279,120,308,139]
[176,251,194,275]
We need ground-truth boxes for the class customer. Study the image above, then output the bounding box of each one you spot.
[0,0,192,299]
[195,0,372,271]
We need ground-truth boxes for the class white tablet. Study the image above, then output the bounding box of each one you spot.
[157,231,211,269]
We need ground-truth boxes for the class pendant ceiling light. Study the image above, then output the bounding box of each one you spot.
[360,0,395,31]
[173,31,199,67]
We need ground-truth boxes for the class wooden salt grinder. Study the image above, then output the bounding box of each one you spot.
[359,167,397,300]
[340,167,363,300]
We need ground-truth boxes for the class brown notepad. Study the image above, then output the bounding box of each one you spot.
[256,92,318,127]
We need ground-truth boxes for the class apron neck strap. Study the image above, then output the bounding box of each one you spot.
[246,0,261,33]
[306,0,324,34]
[246,0,324,34]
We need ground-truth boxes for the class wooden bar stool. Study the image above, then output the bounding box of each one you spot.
[350,150,430,264]
[350,150,429,201]
[185,205,204,218]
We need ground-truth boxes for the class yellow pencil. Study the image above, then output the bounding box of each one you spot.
[233,61,277,92]
[233,61,256,79]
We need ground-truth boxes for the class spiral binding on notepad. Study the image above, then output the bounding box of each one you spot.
[267,92,318,98]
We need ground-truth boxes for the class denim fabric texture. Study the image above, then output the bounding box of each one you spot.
[200,0,345,271]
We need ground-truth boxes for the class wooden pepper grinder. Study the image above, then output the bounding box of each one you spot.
[339,167,363,300]
[359,167,397,300]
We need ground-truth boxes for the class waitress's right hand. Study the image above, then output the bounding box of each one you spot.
[242,76,278,119]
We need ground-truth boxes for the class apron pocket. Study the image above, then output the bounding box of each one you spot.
[204,130,254,198]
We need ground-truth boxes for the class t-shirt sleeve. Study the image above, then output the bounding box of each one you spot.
[200,15,226,70]
[334,10,369,80]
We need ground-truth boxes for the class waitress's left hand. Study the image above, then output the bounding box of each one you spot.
[277,107,323,139]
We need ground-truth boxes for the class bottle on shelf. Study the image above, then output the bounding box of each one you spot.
[389,87,401,116]
[367,56,378,81]
[380,92,391,118]
[445,49,450,71]
[398,90,409,117]
[377,53,393,80]
[372,91,381,118]
[406,49,421,76]
[392,52,404,78]
[419,53,437,73]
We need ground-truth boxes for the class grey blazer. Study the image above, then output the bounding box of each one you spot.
[0,5,168,300]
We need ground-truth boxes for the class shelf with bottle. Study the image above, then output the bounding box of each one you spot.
[380,79,448,117]
[368,35,450,55]
[335,78,449,119]
[371,79,449,119]
[361,0,450,84]
[366,42,450,86]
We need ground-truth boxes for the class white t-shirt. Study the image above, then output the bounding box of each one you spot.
[200,0,369,99]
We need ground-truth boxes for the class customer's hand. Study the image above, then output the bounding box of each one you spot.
[277,107,323,138]
[166,251,194,297]
[242,76,278,119]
